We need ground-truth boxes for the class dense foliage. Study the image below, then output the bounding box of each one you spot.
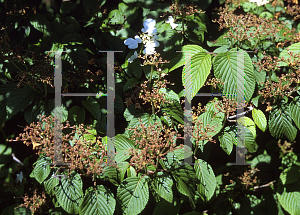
[1,0,300,214]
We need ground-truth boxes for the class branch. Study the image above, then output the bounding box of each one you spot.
[227,106,254,122]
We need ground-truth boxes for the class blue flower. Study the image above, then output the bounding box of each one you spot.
[128,51,139,63]
[124,35,142,49]
[141,18,157,36]
[16,171,23,183]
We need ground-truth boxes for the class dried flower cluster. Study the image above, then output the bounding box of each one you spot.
[278,139,294,158]
[224,0,248,5]
[285,1,300,21]
[271,0,285,7]
[238,167,259,189]
[163,3,204,19]
[0,35,54,88]
[139,79,174,114]
[8,115,108,176]
[140,52,169,68]
[180,117,218,148]
[0,31,100,90]
[255,52,300,102]
[254,52,285,72]
[126,120,182,173]
[204,77,226,89]
[15,188,47,215]
[213,5,293,48]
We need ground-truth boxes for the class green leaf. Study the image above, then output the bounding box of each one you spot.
[127,166,137,177]
[123,105,144,122]
[115,93,124,114]
[115,134,135,163]
[24,99,54,124]
[0,144,12,164]
[127,57,143,79]
[239,195,264,215]
[124,78,139,92]
[290,96,300,130]
[68,46,88,69]
[0,83,17,124]
[60,1,78,14]
[269,104,298,142]
[237,116,256,138]
[279,42,300,67]
[219,132,234,155]
[171,165,197,208]
[277,178,300,215]
[252,108,267,132]
[108,9,124,24]
[54,173,83,214]
[126,113,161,135]
[68,106,85,125]
[262,188,285,215]
[280,166,300,185]
[100,165,119,186]
[64,16,80,33]
[51,105,68,123]
[161,101,184,124]
[167,45,204,72]
[183,212,204,215]
[213,50,255,102]
[117,176,149,215]
[182,51,212,102]
[159,88,180,103]
[62,33,82,44]
[116,162,129,182]
[82,97,102,121]
[13,207,32,215]
[80,185,115,215]
[194,159,217,201]
[240,126,258,153]
[152,198,182,215]
[207,33,229,47]
[252,95,262,108]
[6,86,35,119]
[193,100,225,148]
[154,172,173,203]
[44,175,59,196]
[31,156,51,184]
[29,14,51,36]
[197,0,212,10]
[259,11,274,19]
[173,145,193,160]
[82,0,106,12]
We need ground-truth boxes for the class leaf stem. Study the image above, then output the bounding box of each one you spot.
[149,65,154,88]
[193,146,198,156]
[10,60,22,72]
[44,82,47,98]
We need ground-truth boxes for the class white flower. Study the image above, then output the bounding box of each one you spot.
[16,171,23,183]
[124,18,160,55]
[249,0,269,6]
[128,51,138,63]
[144,45,156,55]
[166,16,178,29]
[141,18,157,36]
[124,35,142,49]
[143,36,160,55]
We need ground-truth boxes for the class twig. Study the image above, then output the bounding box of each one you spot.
[11,153,24,166]
[253,180,276,190]
[52,175,67,179]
